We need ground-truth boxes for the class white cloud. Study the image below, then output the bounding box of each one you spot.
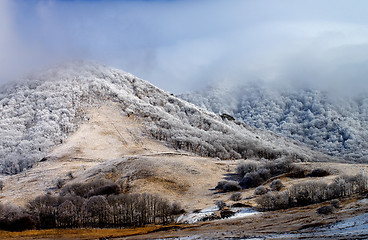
[0,0,20,81]
[1,0,368,95]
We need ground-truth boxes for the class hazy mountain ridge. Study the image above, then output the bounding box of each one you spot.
[0,62,335,174]
[180,83,368,162]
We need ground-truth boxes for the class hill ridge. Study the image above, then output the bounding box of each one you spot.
[0,62,337,174]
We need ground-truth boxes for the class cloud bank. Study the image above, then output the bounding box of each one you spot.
[1,0,368,95]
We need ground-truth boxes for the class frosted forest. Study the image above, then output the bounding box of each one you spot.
[181,82,368,162]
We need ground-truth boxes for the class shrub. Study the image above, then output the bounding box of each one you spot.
[273,191,290,209]
[230,193,242,201]
[237,158,299,188]
[349,173,368,193]
[223,182,242,192]
[327,178,346,198]
[258,168,271,181]
[309,168,330,177]
[331,199,340,208]
[67,171,74,179]
[216,181,241,192]
[10,215,36,231]
[265,158,293,176]
[270,179,284,191]
[215,200,226,210]
[220,209,235,218]
[201,214,220,221]
[289,165,309,178]
[317,205,334,215]
[256,192,289,211]
[288,181,328,206]
[56,179,65,189]
[60,179,115,197]
[215,181,227,190]
[240,172,264,188]
[256,192,274,211]
[236,162,258,177]
[232,203,250,208]
[171,202,184,215]
[87,184,120,197]
[254,186,268,195]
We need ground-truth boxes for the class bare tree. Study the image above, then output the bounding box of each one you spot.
[57,200,77,228]
[82,195,111,228]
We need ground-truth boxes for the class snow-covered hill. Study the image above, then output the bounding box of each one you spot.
[180,82,368,162]
[0,62,336,174]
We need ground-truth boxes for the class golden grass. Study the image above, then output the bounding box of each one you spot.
[0,224,188,240]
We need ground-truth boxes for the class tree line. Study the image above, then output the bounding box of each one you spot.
[0,179,183,231]
[256,173,368,211]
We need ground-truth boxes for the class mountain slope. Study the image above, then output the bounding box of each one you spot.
[180,82,368,162]
[0,103,227,208]
[0,62,337,174]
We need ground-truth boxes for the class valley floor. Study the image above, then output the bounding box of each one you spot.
[0,195,367,239]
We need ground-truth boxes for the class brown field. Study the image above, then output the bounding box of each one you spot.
[0,224,200,240]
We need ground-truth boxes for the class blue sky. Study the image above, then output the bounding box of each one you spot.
[1,0,368,94]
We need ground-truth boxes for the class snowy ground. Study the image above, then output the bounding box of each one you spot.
[250,212,368,239]
[177,206,260,224]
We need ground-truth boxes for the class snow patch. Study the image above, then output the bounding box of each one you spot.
[327,213,368,233]
[357,198,368,204]
[229,207,259,219]
[177,206,219,224]
[177,206,259,224]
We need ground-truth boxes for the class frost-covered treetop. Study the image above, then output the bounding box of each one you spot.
[0,61,335,174]
[181,83,368,163]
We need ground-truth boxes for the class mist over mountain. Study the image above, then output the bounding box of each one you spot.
[181,82,368,162]
[0,62,336,174]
